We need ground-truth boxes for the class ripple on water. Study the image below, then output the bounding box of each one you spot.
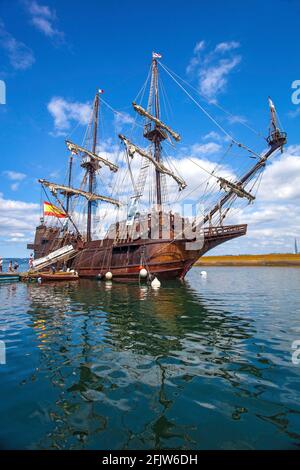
[0,267,300,449]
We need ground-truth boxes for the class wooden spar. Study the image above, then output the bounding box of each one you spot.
[65,140,118,172]
[203,136,287,224]
[66,153,73,213]
[119,134,186,190]
[38,179,121,206]
[132,102,181,142]
[45,187,82,238]
[218,177,255,202]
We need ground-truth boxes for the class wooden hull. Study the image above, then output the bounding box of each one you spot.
[28,223,247,281]
[72,225,247,280]
[39,274,79,281]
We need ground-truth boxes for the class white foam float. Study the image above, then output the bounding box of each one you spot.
[139,268,148,278]
[151,277,161,289]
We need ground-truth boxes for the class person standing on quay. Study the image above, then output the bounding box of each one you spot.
[0,257,3,272]
[29,254,34,270]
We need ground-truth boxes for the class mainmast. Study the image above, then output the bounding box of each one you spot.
[154,58,162,208]
[85,92,99,242]
[144,54,166,209]
[119,53,184,212]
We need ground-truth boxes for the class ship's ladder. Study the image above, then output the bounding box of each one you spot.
[135,161,149,199]
[31,245,78,271]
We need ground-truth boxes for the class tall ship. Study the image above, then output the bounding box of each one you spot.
[28,53,287,280]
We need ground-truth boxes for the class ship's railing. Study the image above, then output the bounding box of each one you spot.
[204,224,247,237]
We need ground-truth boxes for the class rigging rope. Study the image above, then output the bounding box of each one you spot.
[159,61,265,141]
[158,61,260,159]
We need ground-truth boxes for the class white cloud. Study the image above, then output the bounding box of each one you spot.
[186,40,205,75]
[3,170,27,191]
[190,142,222,156]
[114,111,134,130]
[26,0,52,18]
[203,131,223,142]
[256,148,300,201]
[199,56,241,100]
[3,170,26,181]
[11,183,20,191]
[209,144,300,254]
[194,40,206,54]
[10,232,26,238]
[0,193,40,245]
[227,114,247,125]
[214,41,240,53]
[288,107,300,118]
[47,97,91,135]
[24,1,64,40]
[186,39,241,101]
[0,20,35,70]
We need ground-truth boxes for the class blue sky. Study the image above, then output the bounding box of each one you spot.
[0,0,300,257]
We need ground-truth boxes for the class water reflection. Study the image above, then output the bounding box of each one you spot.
[24,279,253,448]
[2,268,300,449]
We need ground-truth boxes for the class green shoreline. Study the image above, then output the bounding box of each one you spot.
[195,253,300,267]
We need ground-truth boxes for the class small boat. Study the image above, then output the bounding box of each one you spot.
[0,272,20,282]
[38,272,79,281]
[20,271,79,282]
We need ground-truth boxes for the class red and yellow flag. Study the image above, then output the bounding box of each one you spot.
[43,201,67,218]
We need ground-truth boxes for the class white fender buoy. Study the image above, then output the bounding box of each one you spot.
[200,270,207,278]
[105,271,113,280]
[139,268,148,278]
[97,273,102,279]
[151,277,161,289]
[37,277,42,283]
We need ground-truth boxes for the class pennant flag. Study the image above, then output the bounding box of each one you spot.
[99,89,104,94]
[268,97,276,111]
[43,201,67,218]
[152,52,162,59]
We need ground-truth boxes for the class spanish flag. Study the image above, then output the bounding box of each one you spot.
[43,201,67,218]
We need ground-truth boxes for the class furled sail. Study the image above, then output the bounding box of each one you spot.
[132,102,181,142]
[65,140,118,173]
[218,177,255,202]
[119,134,186,190]
[39,179,121,206]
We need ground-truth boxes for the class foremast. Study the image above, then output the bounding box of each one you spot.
[39,90,120,242]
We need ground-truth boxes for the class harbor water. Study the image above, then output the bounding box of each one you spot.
[0,266,300,449]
